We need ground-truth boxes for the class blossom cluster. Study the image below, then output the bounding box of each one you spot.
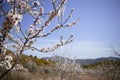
[1,9,22,35]
[1,55,13,69]
[0,55,23,70]
[33,35,73,53]
[13,64,23,70]
[0,0,78,73]
[55,57,82,74]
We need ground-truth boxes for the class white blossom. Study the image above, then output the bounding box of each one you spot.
[2,9,23,30]
[4,61,12,69]
[33,1,40,6]
[7,0,14,3]
[29,25,35,34]
[4,55,13,61]
[1,55,13,69]
[13,64,23,70]
[0,0,77,73]
[33,11,38,16]
[15,25,20,34]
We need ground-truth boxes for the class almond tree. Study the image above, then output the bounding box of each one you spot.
[53,57,82,80]
[0,0,79,79]
[111,45,120,57]
[94,59,120,80]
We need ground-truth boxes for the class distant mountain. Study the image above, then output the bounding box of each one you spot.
[43,56,120,65]
[76,57,120,65]
[43,55,72,62]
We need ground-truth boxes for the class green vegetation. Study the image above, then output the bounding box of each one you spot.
[20,54,55,67]
[82,60,120,69]
[0,51,56,80]
[3,50,55,67]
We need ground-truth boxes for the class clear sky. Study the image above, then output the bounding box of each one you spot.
[25,0,120,59]
[31,0,120,59]
[1,0,120,59]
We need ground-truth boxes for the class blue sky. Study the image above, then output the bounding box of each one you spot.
[1,0,120,59]
[24,0,120,59]
[26,0,120,59]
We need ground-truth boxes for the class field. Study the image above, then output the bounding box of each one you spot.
[1,54,119,80]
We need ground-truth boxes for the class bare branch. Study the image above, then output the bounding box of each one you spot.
[0,0,78,79]
[30,35,73,53]
[111,45,120,57]
[63,8,74,25]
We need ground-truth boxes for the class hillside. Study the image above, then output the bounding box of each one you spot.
[0,52,57,80]
[1,51,120,80]
[20,54,55,66]
[43,55,120,65]
[82,59,120,69]
[76,57,120,65]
